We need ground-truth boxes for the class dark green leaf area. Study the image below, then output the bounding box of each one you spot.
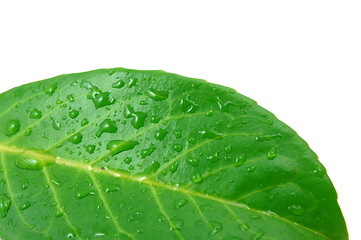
[0,68,347,239]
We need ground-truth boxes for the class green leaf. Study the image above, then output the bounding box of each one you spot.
[0,68,347,240]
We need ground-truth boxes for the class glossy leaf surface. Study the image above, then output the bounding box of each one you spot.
[0,68,347,239]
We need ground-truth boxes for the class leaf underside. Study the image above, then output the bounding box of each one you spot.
[0,68,347,240]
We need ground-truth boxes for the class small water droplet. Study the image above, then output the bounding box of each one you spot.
[172,144,183,152]
[210,221,223,234]
[105,184,120,193]
[247,165,256,173]
[21,179,29,190]
[25,128,32,136]
[267,147,277,160]
[313,166,326,177]
[124,157,132,164]
[239,223,249,230]
[19,201,31,210]
[169,161,179,173]
[190,173,203,183]
[4,119,21,136]
[96,119,118,137]
[67,94,75,102]
[186,158,199,167]
[180,97,197,113]
[106,140,139,156]
[173,130,182,139]
[81,118,89,126]
[170,219,183,231]
[0,194,11,218]
[256,133,282,142]
[199,129,222,139]
[288,205,305,216]
[154,129,168,140]
[128,78,138,88]
[76,190,95,199]
[29,108,43,119]
[147,88,169,101]
[175,199,188,210]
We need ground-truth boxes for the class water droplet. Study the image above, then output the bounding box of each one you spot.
[45,83,58,96]
[68,133,83,144]
[256,133,282,142]
[149,115,161,123]
[173,130,182,138]
[0,194,11,218]
[124,157,132,164]
[25,128,32,136]
[267,147,277,160]
[81,118,89,126]
[85,145,96,154]
[206,155,221,162]
[180,97,197,113]
[239,223,249,230]
[154,129,168,140]
[288,205,305,216]
[124,105,148,129]
[55,209,64,217]
[4,119,21,136]
[105,184,120,193]
[29,108,43,119]
[175,199,188,210]
[19,201,31,210]
[143,160,161,174]
[106,140,139,156]
[186,158,199,167]
[141,145,156,159]
[67,94,75,102]
[217,97,235,112]
[76,191,95,199]
[235,154,246,167]
[224,145,233,153]
[210,221,223,234]
[170,219,183,230]
[147,88,169,101]
[190,173,203,183]
[16,157,53,171]
[172,144,183,152]
[22,179,29,189]
[199,129,222,139]
[52,120,62,130]
[69,110,79,119]
[128,78,138,88]
[112,80,125,89]
[206,110,214,116]
[169,161,179,173]
[96,119,118,137]
[87,87,115,109]
[313,166,326,177]
[247,165,256,173]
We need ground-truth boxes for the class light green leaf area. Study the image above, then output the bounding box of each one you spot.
[0,68,347,240]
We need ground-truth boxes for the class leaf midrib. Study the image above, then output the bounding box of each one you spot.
[0,143,330,240]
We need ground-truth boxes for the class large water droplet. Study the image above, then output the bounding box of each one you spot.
[147,88,169,101]
[96,119,118,138]
[180,97,197,113]
[69,110,80,119]
[256,133,282,142]
[0,194,11,218]
[29,108,43,119]
[45,83,58,96]
[124,105,148,129]
[112,80,125,89]
[16,156,54,171]
[85,145,96,154]
[87,87,115,109]
[4,119,21,136]
[106,140,139,156]
[68,133,83,144]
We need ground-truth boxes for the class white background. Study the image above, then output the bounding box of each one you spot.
[0,1,360,239]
